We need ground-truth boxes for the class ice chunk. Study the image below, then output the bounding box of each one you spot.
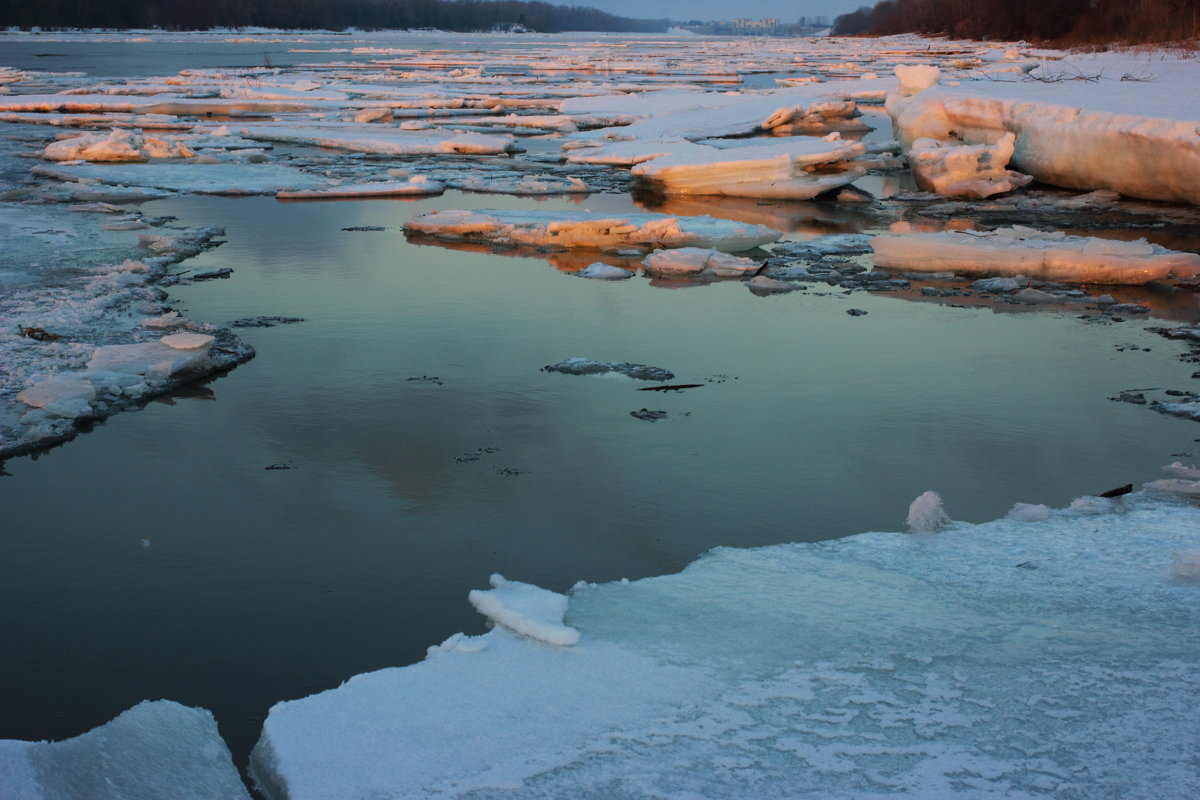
[0,700,250,800]
[403,209,780,253]
[907,490,949,532]
[88,339,211,380]
[448,174,590,196]
[746,275,799,294]
[1007,502,1052,522]
[43,128,194,162]
[468,574,580,646]
[34,162,328,196]
[641,248,762,278]
[895,64,942,95]
[872,227,1200,284]
[577,263,634,280]
[160,332,215,351]
[631,138,867,199]
[907,133,1033,199]
[16,374,96,419]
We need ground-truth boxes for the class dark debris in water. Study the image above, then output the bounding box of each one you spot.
[406,375,444,386]
[264,463,296,470]
[229,316,305,328]
[342,226,388,232]
[630,409,668,422]
[846,308,868,317]
[638,383,703,393]
[495,467,523,476]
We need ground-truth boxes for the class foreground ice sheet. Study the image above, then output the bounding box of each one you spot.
[251,491,1200,799]
[0,700,251,800]
[403,209,780,252]
[871,226,1200,284]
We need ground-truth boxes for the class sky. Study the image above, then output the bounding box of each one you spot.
[573,0,869,23]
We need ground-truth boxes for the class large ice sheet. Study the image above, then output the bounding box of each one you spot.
[870,226,1200,284]
[251,491,1200,799]
[0,700,251,800]
[239,124,515,155]
[32,162,328,195]
[403,209,780,252]
[886,53,1200,204]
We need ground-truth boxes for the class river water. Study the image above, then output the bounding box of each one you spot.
[1,32,1198,770]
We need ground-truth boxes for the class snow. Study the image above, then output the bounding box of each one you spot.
[870,227,1200,285]
[468,574,581,646]
[906,490,949,532]
[250,489,1200,800]
[0,700,251,800]
[403,209,780,253]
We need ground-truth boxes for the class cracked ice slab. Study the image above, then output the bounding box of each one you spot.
[238,124,515,155]
[885,52,1200,204]
[630,137,867,199]
[0,700,251,800]
[403,209,780,252]
[870,226,1200,284]
[249,491,1200,800]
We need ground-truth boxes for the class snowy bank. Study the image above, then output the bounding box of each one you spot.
[249,487,1200,799]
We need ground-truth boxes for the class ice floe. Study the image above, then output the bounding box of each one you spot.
[641,247,763,278]
[275,177,444,199]
[871,226,1200,284]
[0,700,250,800]
[42,128,195,162]
[906,133,1032,199]
[239,124,515,155]
[250,488,1200,799]
[403,209,780,252]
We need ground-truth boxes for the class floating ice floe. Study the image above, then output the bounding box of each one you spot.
[33,162,328,196]
[447,173,591,195]
[577,263,634,280]
[641,247,763,278]
[403,209,780,253]
[631,136,867,199]
[0,700,251,800]
[275,177,444,199]
[907,132,1033,199]
[886,54,1200,204]
[238,124,515,155]
[871,226,1200,284]
[42,128,195,162]
[249,488,1200,800]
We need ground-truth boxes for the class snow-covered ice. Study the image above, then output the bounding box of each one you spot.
[250,489,1200,800]
[404,209,780,253]
[468,574,580,646]
[641,247,763,278]
[871,226,1200,284]
[0,700,251,800]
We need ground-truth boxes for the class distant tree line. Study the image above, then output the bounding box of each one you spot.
[0,0,670,33]
[831,0,1200,43]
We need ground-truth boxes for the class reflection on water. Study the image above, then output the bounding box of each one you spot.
[633,189,886,235]
[2,190,1197,767]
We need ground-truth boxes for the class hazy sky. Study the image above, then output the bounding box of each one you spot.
[576,0,869,23]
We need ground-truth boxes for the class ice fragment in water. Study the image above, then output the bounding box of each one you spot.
[907,490,949,532]
[468,574,580,646]
[1007,503,1052,522]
